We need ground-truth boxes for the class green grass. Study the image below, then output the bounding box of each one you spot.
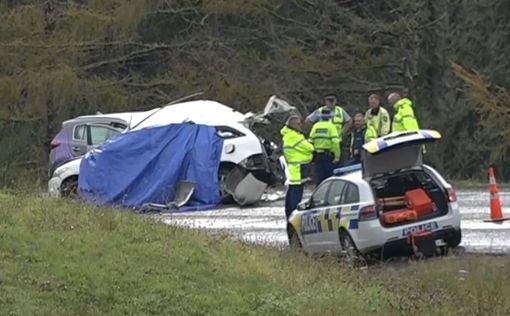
[1,193,510,315]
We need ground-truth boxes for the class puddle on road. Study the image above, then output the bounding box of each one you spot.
[161,189,510,255]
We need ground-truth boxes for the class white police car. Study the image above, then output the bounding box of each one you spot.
[287,130,461,260]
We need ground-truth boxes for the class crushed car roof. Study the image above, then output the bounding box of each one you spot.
[132,100,248,130]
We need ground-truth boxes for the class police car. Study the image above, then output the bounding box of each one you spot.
[287,130,462,260]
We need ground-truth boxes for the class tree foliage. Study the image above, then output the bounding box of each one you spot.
[453,63,510,176]
[0,0,508,186]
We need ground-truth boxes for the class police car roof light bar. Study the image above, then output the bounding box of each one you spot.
[333,163,362,176]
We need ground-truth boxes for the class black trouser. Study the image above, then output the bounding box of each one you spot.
[339,141,349,167]
[345,154,361,167]
[285,185,304,218]
[314,152,334,185]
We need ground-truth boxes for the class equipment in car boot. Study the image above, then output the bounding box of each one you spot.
[381,209,418,224]
[378,196,406,208]
[405,188,433,217]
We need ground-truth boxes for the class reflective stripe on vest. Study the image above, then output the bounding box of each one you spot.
[310,121,339,151]
[394,114,416,122]
[311,136,337,140]
[320,106,344,133]
[283,139,310,157]
[287,160,312,165]
[287,163,311,184]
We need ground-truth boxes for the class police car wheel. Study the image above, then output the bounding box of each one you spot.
[339,230,363,265]
[446,229,462,248]
[288,229,302,249]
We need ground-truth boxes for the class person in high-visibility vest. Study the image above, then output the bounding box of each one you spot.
[365,94,391,137]
[387,92,420,132]
[306,93,352,166]
[347,111,378,165]
[309,108,340,185]
[281,115,314,218]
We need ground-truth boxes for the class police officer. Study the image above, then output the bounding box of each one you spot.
[281,115,314,218]
[309,108,340,185]
[347,111,378,165]
[387,92,420,132]
[365,94,391,137]
[306,93,352,166]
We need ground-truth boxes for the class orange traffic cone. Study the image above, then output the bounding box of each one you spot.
[484,167,510,223]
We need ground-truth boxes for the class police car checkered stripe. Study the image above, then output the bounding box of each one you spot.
[300,204,361,235]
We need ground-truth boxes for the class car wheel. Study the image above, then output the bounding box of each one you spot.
[447,229,462,248]
[218,166,234,204]
[61,177,78,199]
[288,227,302,250]
[339,230,366,266]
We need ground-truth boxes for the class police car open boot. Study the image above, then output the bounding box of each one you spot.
[370,169,449,228]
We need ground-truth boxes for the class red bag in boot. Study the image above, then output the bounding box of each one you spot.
[405,189,433,217]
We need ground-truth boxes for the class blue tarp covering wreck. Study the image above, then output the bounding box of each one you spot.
[78,123,223,210]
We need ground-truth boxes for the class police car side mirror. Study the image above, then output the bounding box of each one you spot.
[297,201,309,211]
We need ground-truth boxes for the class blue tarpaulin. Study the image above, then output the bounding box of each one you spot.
[78,123,223,210]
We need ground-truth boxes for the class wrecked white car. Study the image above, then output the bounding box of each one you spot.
[48,96,292,206]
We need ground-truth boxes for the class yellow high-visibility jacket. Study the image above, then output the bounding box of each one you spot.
[281,126,314,185]
[392,98,419,132]
[309,120,340,161]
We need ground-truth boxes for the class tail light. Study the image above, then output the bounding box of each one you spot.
[50,141,60,149]
[359,205,377,221]
[447,188,457,202]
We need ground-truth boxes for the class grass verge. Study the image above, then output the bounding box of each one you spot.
[1,192,510,315]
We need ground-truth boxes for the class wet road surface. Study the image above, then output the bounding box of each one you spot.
[159,189,510,254]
